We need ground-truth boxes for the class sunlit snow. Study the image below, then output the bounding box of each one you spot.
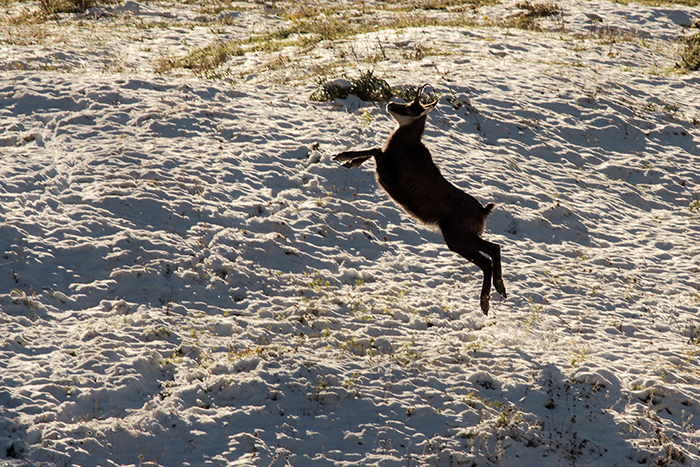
[1,1,700,466]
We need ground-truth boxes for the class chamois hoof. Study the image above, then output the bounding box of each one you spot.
[480,295,490,315]
[495,279,507,300]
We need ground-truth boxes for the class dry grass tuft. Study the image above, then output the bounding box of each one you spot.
[39,0,97,14]
[678,32,700,72]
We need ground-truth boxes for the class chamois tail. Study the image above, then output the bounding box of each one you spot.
[484,203,495,215]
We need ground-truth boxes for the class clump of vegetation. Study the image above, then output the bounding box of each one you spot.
[311,70,393,102]
[311,72,443,106]
[506,1,560,31]
[400,42,434,61]
[677,33,700,72]
[516,1,560,17]
[39,0,97,14]
[412,0,500,10]
[349,70,394,101]
[310,78,350,102]
[393,84,440,105]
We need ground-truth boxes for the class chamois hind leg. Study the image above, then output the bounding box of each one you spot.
[468,251,495,315]
[333,148,381,168]
[443,234,494,315]
[475,238,507,300]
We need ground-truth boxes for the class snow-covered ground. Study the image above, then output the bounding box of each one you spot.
[2,1,700,466]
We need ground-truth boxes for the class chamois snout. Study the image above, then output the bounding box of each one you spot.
[332,83,507,314]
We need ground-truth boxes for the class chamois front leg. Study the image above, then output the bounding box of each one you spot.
[333,148,382,168]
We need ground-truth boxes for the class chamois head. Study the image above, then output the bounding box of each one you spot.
[386,84,438,127]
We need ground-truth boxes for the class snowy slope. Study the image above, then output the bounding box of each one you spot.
[1,1,700,466]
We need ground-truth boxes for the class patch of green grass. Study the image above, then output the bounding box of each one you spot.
[307,270,332,292]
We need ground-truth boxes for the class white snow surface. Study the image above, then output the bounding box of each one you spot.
[2,1,700,466]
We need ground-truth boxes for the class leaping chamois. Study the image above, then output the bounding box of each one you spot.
[333,84,506,315]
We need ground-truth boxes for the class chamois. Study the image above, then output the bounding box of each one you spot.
[333,84,506,315]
